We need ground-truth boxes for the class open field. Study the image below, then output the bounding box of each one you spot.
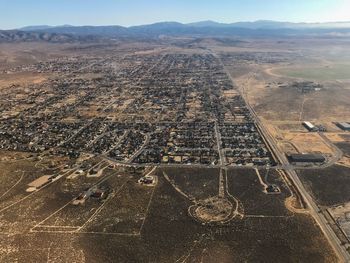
[272,64,350,81]
[219,40,350,124]
[253,84,350,122]
[165,167,220,200]
[0,159,337,261]
[298,165,350,206]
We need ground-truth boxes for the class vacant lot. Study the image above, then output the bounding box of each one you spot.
[298,165,350,206]
[164,167,220,200]
[282,132,333,154]
[0,166,336,262]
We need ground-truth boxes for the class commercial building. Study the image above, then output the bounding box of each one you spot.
[303,121,317,132]
[287,153,325,163]
[336,122,350,131]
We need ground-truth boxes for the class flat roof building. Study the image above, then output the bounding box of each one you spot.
[336,122,350,131]
[303,121,317,132]
[287,154,325,163]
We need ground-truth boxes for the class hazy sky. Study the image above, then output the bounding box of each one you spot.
[1,0,350,29]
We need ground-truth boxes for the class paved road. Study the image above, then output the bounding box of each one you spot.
[214,121,225,165]
[318,132,343,168]
[127,132,150,163]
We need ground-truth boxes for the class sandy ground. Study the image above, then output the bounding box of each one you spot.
[0,72,50,90]
[282,132,333,154]
[325,133,349,143]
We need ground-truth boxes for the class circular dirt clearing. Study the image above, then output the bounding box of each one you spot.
[190,196,233,223]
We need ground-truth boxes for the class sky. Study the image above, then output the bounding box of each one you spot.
[1,0,350,29]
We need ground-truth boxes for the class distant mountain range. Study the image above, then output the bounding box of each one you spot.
[18,20,350,37]
[1,20,350,43]
[18,20,350,31]
[19,25,73,31]
[0,30,100,43]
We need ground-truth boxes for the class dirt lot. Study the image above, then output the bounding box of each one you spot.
[282,132,333,154]
[0,72,51,90]
[325,133,350,143]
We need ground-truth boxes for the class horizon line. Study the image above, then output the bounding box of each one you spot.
[5,19,350,31]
